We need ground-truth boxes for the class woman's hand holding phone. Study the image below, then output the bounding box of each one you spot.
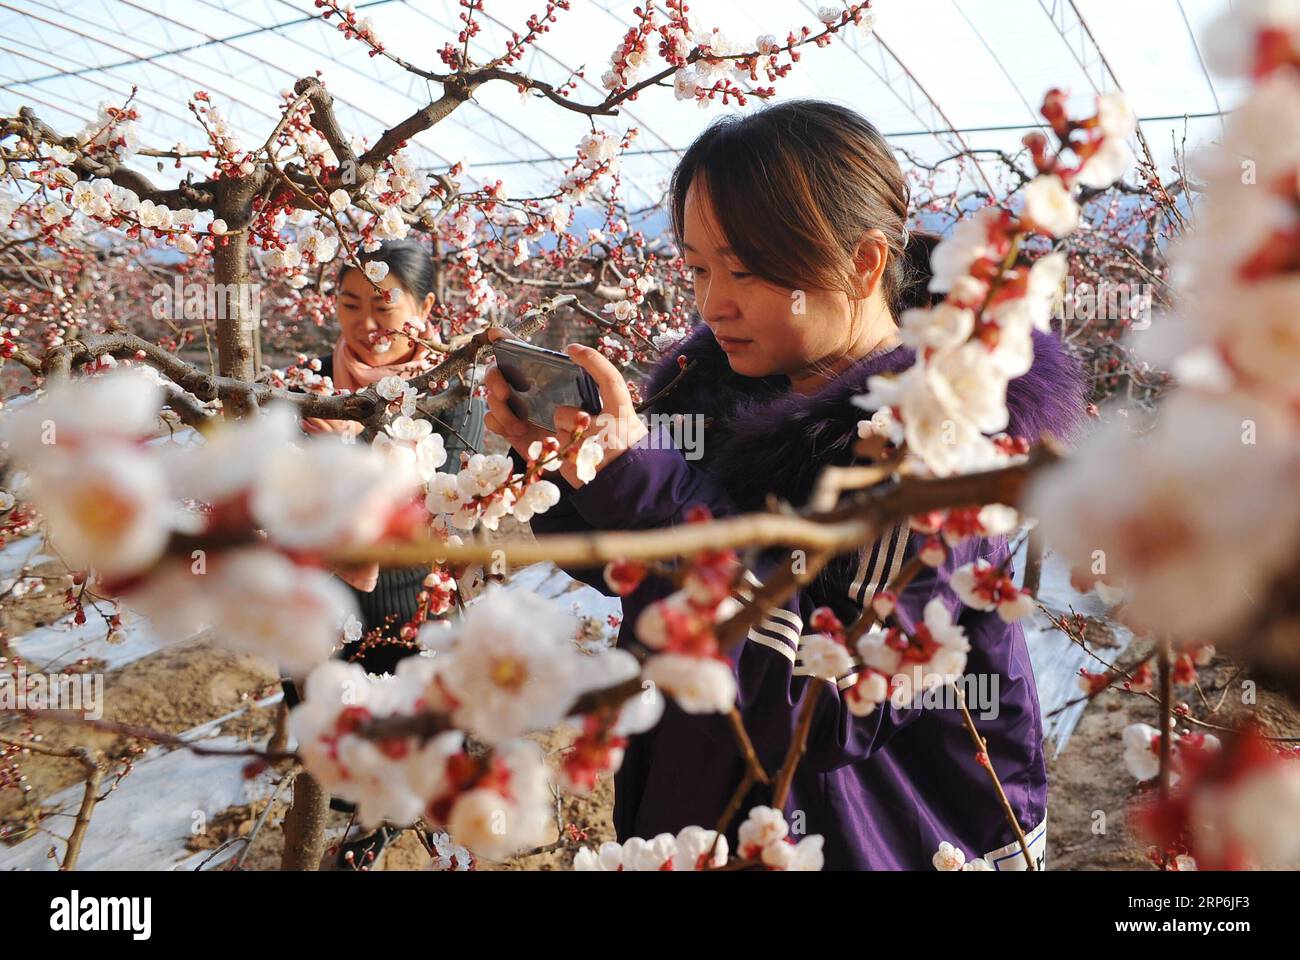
[483,327,647,489]
[301,415,365,438]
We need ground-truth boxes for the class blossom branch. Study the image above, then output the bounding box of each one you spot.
[951,683,1035,870]
[770,685,821,810]
[727,707,770,787]
[336,443,1059,593]
[1157,635,1174,807]
[9,711,298,763]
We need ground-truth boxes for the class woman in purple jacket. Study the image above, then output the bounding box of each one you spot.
[485,100,1088,870]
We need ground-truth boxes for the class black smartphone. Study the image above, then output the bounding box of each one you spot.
[490,338,603,432]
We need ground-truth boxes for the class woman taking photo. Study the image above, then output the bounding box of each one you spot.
[289,239,484,679]
[484,101,1086,870]
[290,239,485,866]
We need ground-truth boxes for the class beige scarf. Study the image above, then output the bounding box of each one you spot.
[316,322,436,593]
[330,322,436,393]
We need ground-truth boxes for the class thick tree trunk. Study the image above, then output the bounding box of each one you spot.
[211,229,256,418]
[280,771,328,871]
[211,177,262,419]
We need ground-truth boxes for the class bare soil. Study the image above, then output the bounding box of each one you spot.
[1046,657,1300,870]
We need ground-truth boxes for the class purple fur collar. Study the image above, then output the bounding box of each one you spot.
[638,323,1088,511]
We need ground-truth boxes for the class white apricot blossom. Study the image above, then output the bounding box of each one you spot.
[854,598,970,709]
[927,208,1000,294]
[574,435,606,483]
[573,806,819,871]
[289,658,459,828]
[1189,761,1300,869]
[759,835,825,871]
[0,367,163,462]
[1028,390,1300,641]
[573,841,627,871]
[21,446,173,578]
[858,324,1025,478]
[950,558,1035,623]
[642,653,736,714]
[445,739,553,859]
[205,547,359,675]
[164,404,299,504]
[1122,722,1222,784]
[672,825,729,871]
[573,647,664,737]
[510,478,560,522]
[1023,174,1079,238]
[932,840,966,870]
[436,585,583,743]
[737,804,788,854]
[372,416,447,482]
[251,435,420,551]
[799,633,854,682]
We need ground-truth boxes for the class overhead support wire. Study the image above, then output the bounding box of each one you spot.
[460,111,1227,167]
[1175,0,1225,134]
[0,0,407,88]
[948,0,1045,130]
[1036,0,1164,180]
[796,0,1001,203]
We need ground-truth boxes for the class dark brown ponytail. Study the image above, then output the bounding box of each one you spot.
[897,229,941,313]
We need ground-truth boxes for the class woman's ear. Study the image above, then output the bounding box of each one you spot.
[851,229,890,300]
[419,291,436,320]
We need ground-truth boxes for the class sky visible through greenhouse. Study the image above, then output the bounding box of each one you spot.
[0,0,1244,213]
